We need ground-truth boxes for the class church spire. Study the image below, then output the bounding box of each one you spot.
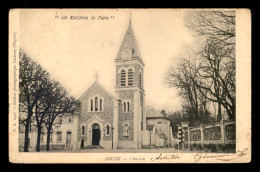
[115,15,144,66]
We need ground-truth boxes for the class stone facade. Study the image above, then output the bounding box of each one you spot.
[77,82,116,149]
[145,106,175,147]
[114,21,146,149]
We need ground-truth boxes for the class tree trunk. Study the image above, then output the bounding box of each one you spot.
[36,126,41,152]
[228,107,235,121]
[46,127,52,151]
[23,113,32,152]
[217,101,222,122]
[46,121,54,151]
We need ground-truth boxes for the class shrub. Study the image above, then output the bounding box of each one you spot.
[208,144,217,152]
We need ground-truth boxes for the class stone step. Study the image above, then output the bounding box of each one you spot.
[84,145,104,149]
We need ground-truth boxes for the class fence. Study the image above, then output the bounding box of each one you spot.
[179,120,235,151]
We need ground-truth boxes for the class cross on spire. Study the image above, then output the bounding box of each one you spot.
[129,11,132,25]
[95,72,99,82]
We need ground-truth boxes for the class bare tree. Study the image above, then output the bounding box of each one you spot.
[19,50,50,152]
[19,49,81,152]
[186,10,236,121]
[166,56,209,125]
[34,82,54,152]
[196,40,235,120]
[44,82,80,151]
[186,11,235,45]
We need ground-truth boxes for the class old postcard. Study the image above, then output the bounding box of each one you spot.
[9,8,251,163]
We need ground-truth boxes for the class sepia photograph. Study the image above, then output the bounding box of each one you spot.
[9,8,251,163]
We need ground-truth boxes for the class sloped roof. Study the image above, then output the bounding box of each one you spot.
[78,81,117,101]
[115,21,144,65]
[145,106,166,119]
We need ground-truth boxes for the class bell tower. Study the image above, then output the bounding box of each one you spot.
[115,18,146,149]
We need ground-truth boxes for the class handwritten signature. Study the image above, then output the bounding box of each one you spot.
[194,148,248,162]
[151,153,180,161]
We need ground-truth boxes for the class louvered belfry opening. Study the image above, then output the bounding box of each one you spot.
[121,70,126,86]
[128,69,133,86]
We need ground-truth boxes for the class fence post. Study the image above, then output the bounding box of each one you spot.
[220,120,225,144]
[200,124,204,148]
[181,122,189,149]
[177,124,182,150]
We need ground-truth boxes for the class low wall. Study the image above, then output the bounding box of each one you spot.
[40,144,65,150]
[117,141,141,149]
[178,120,235,152]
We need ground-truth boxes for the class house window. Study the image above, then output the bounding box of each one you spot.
[91,99,93,111]
[121,70,126,86]
[57,116,62,124]
[40,133,44,143]
[124,124,129,136]
[100,99,103,111]
[128,69,133,86]
[57,132,62,142]
[139,72,142,87]
[95,97,98,111]
[82,126,85,135]
[106,125,110,135]
[68,116,72,123]
[50,132,53,142]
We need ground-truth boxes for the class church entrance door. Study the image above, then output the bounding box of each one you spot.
[92,123,100,145]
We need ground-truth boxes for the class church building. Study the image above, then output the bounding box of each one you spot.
[19,19,175,151]
[77,19,146,149]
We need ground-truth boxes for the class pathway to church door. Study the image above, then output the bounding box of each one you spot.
[92,123,100,145]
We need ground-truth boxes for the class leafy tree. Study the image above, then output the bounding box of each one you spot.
[160,109,167,117]
[167,111,183,137]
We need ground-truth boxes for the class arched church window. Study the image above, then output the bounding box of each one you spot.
[91,99,93,111]
[124,124,129,136]
[128,69,133,86]
[100,99,103,111]
[123,102,126,112]
[82,126,85,135]
[123,101,130,112]
[95,97,98,111]
[120,70,126,86]
[127,102,130,112]
[139,72,142,87]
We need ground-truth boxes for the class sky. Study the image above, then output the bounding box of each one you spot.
[20,9,196,113]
